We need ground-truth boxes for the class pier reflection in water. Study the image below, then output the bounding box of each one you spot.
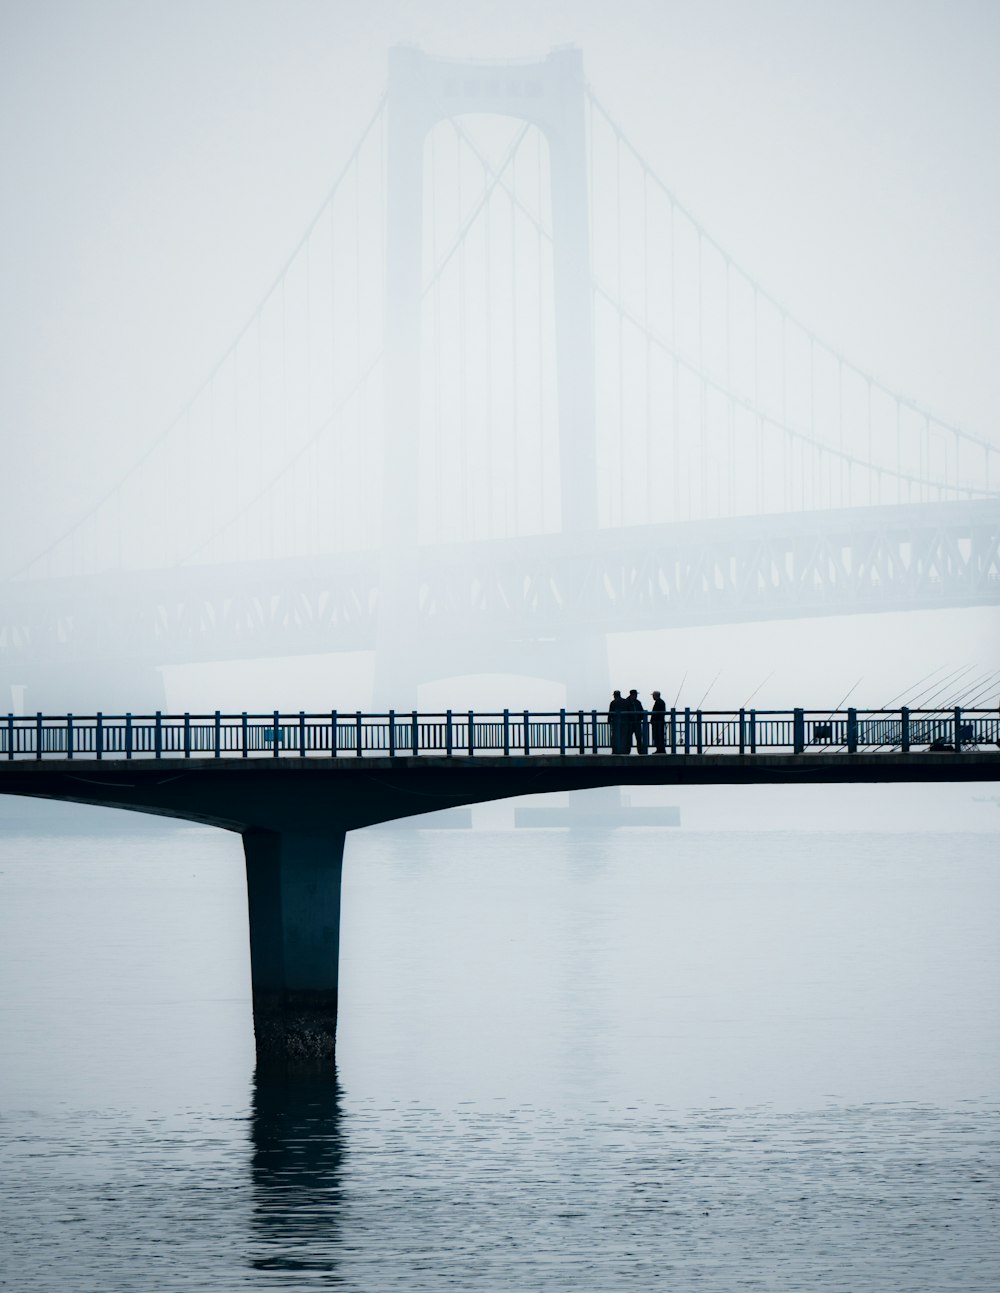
[250,1074,345,1277]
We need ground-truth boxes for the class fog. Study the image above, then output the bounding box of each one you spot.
[1,0,998,715]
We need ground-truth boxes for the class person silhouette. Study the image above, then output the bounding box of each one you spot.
[625,689,647,754]
[608,689,626,754]
[651,689,666,753]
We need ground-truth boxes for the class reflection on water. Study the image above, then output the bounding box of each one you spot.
[250,1073,344,1277]
[1,804,998,1289]
[2,1081,997,1291]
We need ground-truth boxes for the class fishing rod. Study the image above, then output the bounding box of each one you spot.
[672,670,687,708]
[881,664,950,710]
[910,667,972,708]
[952,669,1000,710]
[826,678,862,721]
[741,672,773,709]
[696,669,722,710]
[903,663,972,710]
[939,668,992,709]
[904,663,970,708]
[824,678,863,750]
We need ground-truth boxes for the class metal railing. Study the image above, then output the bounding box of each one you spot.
[1,707,997,762]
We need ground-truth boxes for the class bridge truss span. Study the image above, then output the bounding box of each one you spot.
[1,502,997,698]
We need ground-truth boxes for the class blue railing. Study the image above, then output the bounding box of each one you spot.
[1,707,997,761]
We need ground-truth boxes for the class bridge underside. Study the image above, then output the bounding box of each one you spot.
[2,501,997,710]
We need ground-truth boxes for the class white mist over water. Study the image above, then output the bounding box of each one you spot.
[1,816,998,1289]
[1,5,999,1287]
[1,1,998,717]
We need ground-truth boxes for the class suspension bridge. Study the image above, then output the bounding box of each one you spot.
[2,47,998,712]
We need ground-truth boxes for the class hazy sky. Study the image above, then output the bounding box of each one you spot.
[1,0,998,708]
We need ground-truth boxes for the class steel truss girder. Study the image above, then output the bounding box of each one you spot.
[0,502,997,672]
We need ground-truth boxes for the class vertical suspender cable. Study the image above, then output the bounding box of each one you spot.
[329,196,337,548]
[537,130,545,531]
[726,259,734,517]
[304,236,313,550]
[896,400,903,504]
[460,134,469,538]
[616,130,625,526]
[431,126,442,533]
[781,314,789,512]
[671,199,679,521]
[754,286,762,513]
[838,358,844,508]
[807,335,814,511]
[644,168,652,522]
[484,155,493,539]
[698,231,706,519]
[233,335,241,556]
[510,130,519,537]
[354,152,368,545]
[867,377,873,506]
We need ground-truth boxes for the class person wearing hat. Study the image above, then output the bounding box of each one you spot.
[650,689,667,753]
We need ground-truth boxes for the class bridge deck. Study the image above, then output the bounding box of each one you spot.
[1,749,997,835]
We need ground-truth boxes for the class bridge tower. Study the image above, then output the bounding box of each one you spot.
[376,46,608,708]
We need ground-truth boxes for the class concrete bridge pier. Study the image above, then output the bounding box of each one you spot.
[243,827,346,1068]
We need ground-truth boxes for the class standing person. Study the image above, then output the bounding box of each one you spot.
[608,689,625,754]
[626,688,647,754]
[650,689,667,753]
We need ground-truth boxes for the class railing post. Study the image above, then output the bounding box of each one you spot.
[272,711,280,758]
[411,709,418,756]
[847,707,858,754]
[241,711,248,758]
[591,708,598,754]
[578,709,585,755]
[66,713,74,760]
[503,709,510,756]
[739,707,746,755]
[446,710,453,757]
[954,706,962,754]
[96,713,103,761]
[750,708,757,754]
[696,709,703,754]
[389,709,396,757]
[154,711,162,760]
[793,708,805,754]
[523,709,530,756]
[215,710,221,758]
[331,710,339,757]
[559,708,566,756]
[468,709,475,756]
[670,707,677,755]
[184,712,191,759]
[6,713,13,761]
[125,713,133,759]
[36,712,42,760]
[355,711,363,757]
[683,706,691,755]
[901,706,910,754]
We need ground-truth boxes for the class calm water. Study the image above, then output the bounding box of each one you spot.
[1,785,998,1290]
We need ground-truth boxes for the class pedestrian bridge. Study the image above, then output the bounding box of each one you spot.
[2,704,997,1069]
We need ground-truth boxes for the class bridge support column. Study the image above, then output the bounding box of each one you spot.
[243,828,345,1067]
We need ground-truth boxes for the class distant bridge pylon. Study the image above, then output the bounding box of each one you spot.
[2,47,998,710]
